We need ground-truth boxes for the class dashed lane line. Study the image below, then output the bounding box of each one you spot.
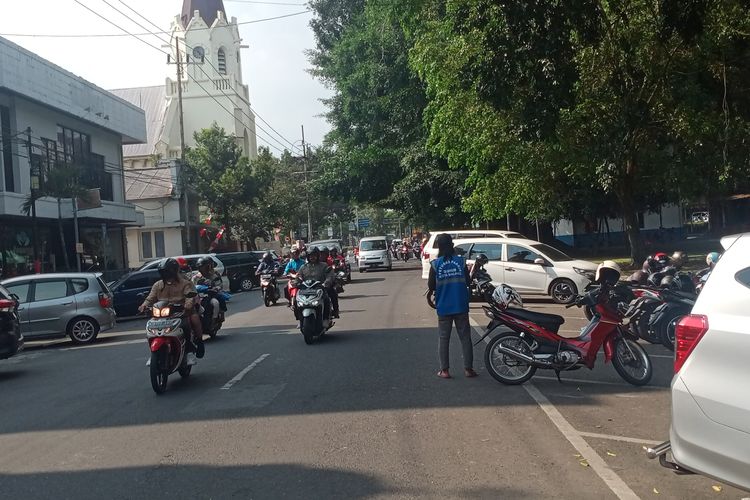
[220,354,270,390]
[469,316,640,500]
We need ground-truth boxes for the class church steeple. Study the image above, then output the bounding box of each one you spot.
[181,0,226,28]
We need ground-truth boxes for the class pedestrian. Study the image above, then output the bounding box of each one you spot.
[428,233,478,379]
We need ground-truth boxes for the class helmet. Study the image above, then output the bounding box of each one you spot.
[660,275,676,289]
[307,246,320,261]
[320,246,329,253]
[475,253,489,266]
[706,252,720,267]
[595,260,621,285]
[671,251,687,268]
[291,247,300,256]
[196,256,213,269]
[158,258,180,281]
[330,247,338,255]
[654,252,670,266]
[262,252,273,263]
[491,284,523,310]
[627,270,648,285]
[175,256,191,272]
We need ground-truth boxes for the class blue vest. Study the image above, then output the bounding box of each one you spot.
[432,256,469,316]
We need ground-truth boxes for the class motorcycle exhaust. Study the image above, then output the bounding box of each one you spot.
[495,344,553,368]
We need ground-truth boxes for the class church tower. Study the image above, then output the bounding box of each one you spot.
[165,0,258,158]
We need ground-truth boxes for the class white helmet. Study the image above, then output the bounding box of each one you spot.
[491,284,523,310]
[595,260,621,285]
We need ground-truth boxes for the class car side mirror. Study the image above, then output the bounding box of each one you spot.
[534,258,547,266]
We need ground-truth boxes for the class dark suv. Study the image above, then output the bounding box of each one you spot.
[0,284,22,360]
[215,252,262,292]
[110,269,162,318]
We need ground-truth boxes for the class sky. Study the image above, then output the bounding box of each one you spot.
[0,0,332,148]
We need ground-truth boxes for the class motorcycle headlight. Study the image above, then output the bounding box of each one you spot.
[574,268,596,281]
[311,299,320,306]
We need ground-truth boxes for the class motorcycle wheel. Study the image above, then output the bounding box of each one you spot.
[264,293,272,307]
[611,337,653,386]
[149,350,169,394]
[658,309,689,351]
[178,363,192,378]
[426,290,436,309]
[302,316,316,345]
[583,306,594,321]
[484,332,536,385]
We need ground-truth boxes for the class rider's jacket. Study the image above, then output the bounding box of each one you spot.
[191,270,223,290]
[142,276,196,310]
[297,261,334,286]
[284,258,305,275]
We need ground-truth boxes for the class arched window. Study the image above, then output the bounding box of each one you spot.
[217,48,227,75]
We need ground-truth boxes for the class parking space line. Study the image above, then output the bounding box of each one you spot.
[62,339,143,351]
[533,376,641,387]
[577,431,661,446]
[468,317,640,500]
[220,354,270,390]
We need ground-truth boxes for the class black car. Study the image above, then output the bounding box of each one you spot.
[110,269,162,318]
[0,284,22,360]
[215,252,262,292]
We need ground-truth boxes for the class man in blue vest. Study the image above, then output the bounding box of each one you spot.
[428,233,478,379]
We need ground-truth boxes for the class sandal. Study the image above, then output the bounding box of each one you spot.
[437,369,451,379]
[464,369,478,378]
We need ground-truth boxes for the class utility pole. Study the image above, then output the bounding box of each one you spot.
[25,128,40,272]
[176,35,191,253]
[301,125,312,241]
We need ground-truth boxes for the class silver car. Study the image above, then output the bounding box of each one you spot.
[648,233,750,492]
[0,273,116,345]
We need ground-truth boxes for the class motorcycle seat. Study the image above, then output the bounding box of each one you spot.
[504,307,565,334]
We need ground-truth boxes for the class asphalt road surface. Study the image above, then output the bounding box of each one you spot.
[1,262,746,499]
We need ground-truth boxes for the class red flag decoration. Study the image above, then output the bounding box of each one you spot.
[199,228,207,238]
[205,213,213,224]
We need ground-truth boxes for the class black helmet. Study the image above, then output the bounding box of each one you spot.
[262,252,273,263]
[158,258,180,281]
[320,246,329,254]
[196,256,213,269]
[330,247,338,255]
[475,253,489,266]
[307,246,320,260]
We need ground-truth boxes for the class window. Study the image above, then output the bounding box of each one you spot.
[55,125,111,200]
[218,48,227,74]
[736,268,750,290]
[33,280,69,301]
[70,279,89,294]
[141,232,152,259]
[506,245,543,264]
[530,243,573,262]
[122,273,157,290]
[1,105,14,192]
[5,283,30,303]
[469,243,503,261]
[154,231,166,258]
[360,240,387,251]
[454,243,472,256]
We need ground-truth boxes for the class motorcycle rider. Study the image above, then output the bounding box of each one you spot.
[296,246,339,318]
[327,247,345,267]
[319,246,331,266]
[283,248,305,304]
[256,252,279,276]
[192,256,225,327]
[138,258,204,363]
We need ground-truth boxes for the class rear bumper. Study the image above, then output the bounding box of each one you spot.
[669,376,750,491]
[97,309,117,332]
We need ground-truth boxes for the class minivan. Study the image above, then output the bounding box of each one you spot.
[421,229,527,279]
[357,236,392,272]
[215,251,262,292]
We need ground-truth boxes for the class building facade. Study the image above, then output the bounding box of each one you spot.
[0,36,146,280]
[113,0,259,268]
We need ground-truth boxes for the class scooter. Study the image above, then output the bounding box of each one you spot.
[196,285,227,338]
[399,244,411,262]
[477,284,653,386]
[648,288,695,351]
[260,269,281,307]
[144,291,198,394]
[295,279,334,345]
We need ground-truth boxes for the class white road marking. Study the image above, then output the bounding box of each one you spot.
[533,376,642,387]
[577,431,661,446]
[220,354,270,390]
[468,317,640,500]
[62,339,143,351]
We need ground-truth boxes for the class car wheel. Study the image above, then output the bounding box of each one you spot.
[549,279,577,304]
[67,317,100,345]
[240,278,254,292]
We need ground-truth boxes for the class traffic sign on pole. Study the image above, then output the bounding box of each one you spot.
[358,218,370,228]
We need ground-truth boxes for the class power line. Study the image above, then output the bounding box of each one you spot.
[108,0,298,154]
[0,10,311,38]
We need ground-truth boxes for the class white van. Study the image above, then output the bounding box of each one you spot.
[357,236,392,272]
[421,229,526,279]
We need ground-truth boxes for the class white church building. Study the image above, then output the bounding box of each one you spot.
[112,0,258,268]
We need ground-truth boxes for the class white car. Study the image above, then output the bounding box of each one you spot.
[648,233,750,492]
[421,229,527,279]
[450,237,597,304]
[357,236,392,272]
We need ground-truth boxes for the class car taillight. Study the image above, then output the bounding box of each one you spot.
[674,314,709,373]
[0,298,15,312]
[98,292,112,309]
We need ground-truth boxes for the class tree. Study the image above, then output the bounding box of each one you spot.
[23,164,89,270]
[185,124,257,243]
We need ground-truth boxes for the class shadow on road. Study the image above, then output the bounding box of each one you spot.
[350,277,385,284]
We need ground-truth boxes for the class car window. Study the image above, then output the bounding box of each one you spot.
[735,268,750,290]
[454,243,472,256]
[0,284,11,300]
[530,243,573,262]
[360,240,387,251]
[469,243,503,261]
[506,245,543,264]
[70,278,89,294]
[5,283,30,303]
[122,273,157,290]
[217,254,238,266]
[33,280,69,301]
[96,277,111,294]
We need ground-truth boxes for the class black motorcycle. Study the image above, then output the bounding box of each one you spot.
[260,270,281,307]
[295,279,335,344]
[648,288,695,351]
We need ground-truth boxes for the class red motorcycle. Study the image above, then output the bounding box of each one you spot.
[399,244,411,262]
[477,284,653,386]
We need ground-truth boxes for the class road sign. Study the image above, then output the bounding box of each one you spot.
[358,218,370,228]
[348,222,356,231]
[327,227,334,237]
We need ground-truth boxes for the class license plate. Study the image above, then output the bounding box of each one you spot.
[148,319,171,329]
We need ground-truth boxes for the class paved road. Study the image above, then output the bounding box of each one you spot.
[0,263,745,499]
